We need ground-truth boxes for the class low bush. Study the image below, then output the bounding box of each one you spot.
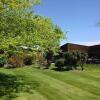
[23,54,33,65]
[63,52,76,70]
[8,55,24,68]
[0,55,7,67]
[55,58,65,70]
[55,51,88,71]
[7,49,24,67]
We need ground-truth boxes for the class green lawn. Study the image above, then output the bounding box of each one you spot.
[0,64,100,100]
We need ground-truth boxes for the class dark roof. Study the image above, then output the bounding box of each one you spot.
[90,44,100,47]
[61,43,88,48]
[61,43,100,47]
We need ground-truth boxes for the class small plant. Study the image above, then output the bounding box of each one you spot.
[63,52,75,70]
[0,55,7,67]
[55,58,65,70]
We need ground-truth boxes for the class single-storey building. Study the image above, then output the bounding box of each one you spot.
[60,43,100,63]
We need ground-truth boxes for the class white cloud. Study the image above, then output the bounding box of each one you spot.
[77,40,100,46]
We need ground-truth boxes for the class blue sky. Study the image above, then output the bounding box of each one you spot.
[35,0,100,45]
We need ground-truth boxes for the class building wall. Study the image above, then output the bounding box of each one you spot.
[88,45,100,59]
[61,43,100,60]
[61,43,88,53]
[67,44,88,53]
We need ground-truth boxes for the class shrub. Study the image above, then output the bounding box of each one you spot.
[23,54,33,65]
[54,51,88,71]
[6,49,24,67]
[63,52,75,69]
[8,55,24,68]
[55,58,65,70]
[79,52,88,70]
[0,55,7,67]
[7,50,20,57]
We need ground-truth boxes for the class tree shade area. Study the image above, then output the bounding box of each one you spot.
[0,64,100,100]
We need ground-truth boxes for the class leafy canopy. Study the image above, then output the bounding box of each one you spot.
[0,0,65,51]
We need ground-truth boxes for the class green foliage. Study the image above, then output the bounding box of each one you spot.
[0,0,65,67]
[55,51,88,71]
[7,45,24,57]
[81,52,88,61]
[55,58,65,70]
[63,52,76,69]
[0,0,65,52]
[0,55,7,67]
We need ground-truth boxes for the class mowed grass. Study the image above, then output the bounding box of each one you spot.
[0,64,100,100]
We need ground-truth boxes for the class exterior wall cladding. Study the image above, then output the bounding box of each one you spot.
[60,43,100,59]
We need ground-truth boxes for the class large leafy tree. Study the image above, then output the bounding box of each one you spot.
[0,0,41,47]
[0,0,65,50]
[31,15,65,50]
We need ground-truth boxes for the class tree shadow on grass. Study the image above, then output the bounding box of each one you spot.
[0,73,40,100]
[51,67,73,72]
